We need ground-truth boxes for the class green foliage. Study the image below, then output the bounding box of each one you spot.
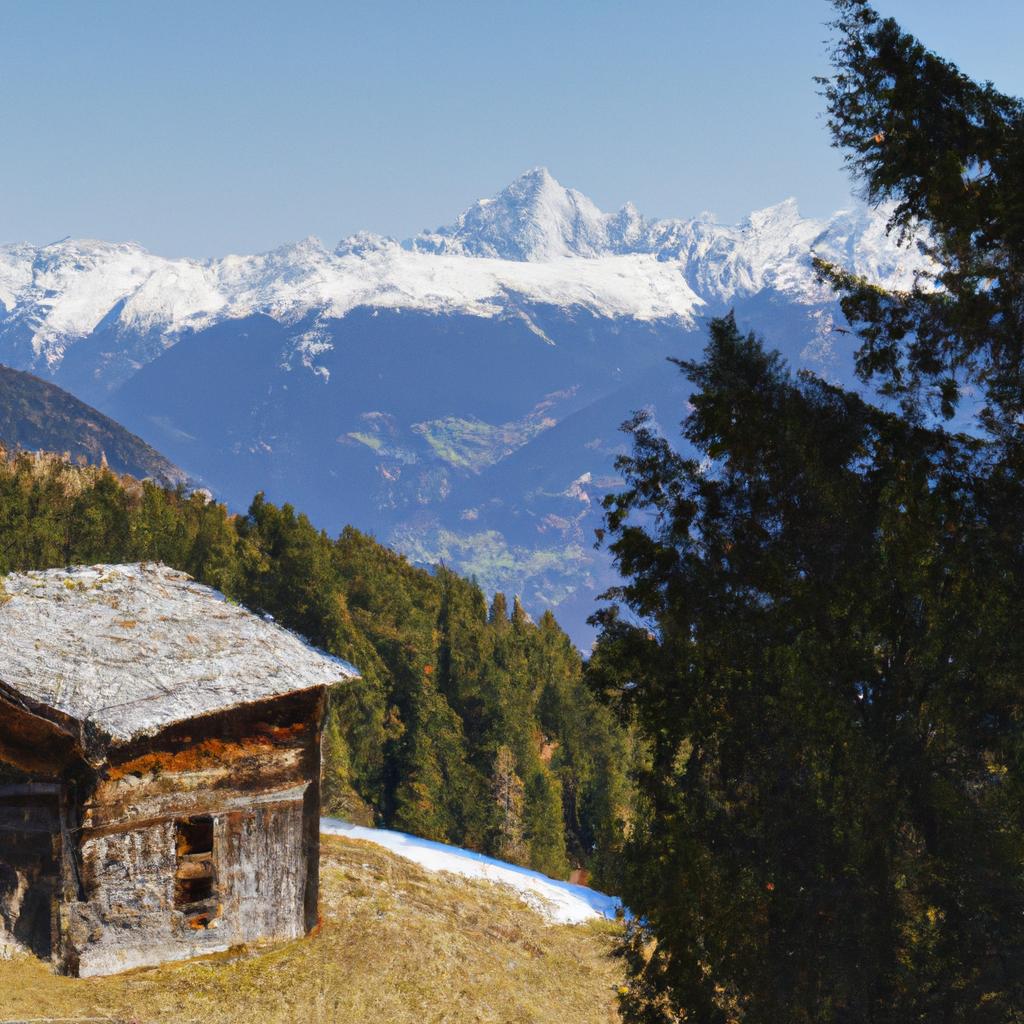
[321,707,374,826]
[592,10,1024,1019]
[589,316,1024,1022]
[0,445,631,880]
[524,766,570,880]
[818,0,1024,433]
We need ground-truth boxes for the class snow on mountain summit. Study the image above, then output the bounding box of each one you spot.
[0,169,928,387]
[410,167,636,261]
[405,169,925,298]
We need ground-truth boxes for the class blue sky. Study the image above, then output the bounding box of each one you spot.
[1,1,1021,257]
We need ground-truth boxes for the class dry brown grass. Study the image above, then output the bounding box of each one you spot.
[0,835,624,1024]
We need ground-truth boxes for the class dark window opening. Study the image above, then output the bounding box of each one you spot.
[174,816,218,925]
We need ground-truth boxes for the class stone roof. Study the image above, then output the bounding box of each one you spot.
[0,563,358,746]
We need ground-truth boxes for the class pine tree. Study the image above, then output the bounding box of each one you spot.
[320,706,374,824]
[586,11,1024,1017]
[491,745,528,866]
[818,0,1024,434]
[488,591,509,628]
[524,767,569,880]
[589,315,1024,1022]
[392,664,489,847]
[436,568,490,750]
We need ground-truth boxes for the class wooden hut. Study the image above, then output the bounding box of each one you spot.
[0,563,358,977]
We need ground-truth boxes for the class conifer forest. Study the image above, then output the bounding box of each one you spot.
[2,1,1024,1020]
[0,448,635,886]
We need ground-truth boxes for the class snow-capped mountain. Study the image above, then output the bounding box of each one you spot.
[0,170,929,645]
[409,167,647,260]
[0,168,924,392]
[408,167,924,302]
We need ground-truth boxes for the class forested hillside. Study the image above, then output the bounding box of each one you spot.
[0,445,634,882]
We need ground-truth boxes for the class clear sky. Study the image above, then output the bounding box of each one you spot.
[1,1,1021,258]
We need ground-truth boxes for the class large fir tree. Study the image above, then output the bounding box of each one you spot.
[591,316,1024,1022]
[818,0,1024,435]
[589,3,1024,1018]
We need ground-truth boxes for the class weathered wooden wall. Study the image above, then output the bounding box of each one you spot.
[0,782,60,959]
[61,689,325,977]
[0,696,86,962]
[63,792,310,976]
[0,687,326,977]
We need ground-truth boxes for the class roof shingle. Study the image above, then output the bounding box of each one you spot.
[0,563,358,745]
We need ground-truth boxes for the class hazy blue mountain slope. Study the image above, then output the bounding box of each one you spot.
[0,363,187,484]
[0,170,926,645]
[395,359,698,642]
[103,307,691,515]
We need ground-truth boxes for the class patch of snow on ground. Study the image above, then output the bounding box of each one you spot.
[320,818,623,925]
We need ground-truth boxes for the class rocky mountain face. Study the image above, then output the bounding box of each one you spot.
[0,170,929,645]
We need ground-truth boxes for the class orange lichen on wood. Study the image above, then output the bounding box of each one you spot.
[106,739,240,781]
[252,722,308,743]
[105,723,310,782]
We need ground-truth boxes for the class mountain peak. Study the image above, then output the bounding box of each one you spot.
[501,166,564,202]
[744,197,804,232]
[410,168,614,261]
[510,165,560,188]
[407,174,822,267]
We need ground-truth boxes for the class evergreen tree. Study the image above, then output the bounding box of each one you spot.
[392,667,489,846]
[533,608,633,879]
[436,568,490,751]
[585,8,1024,1019]
[491,745,528,866]
[488,591,509,628]
[590,316,1024,1022]
[818,0,1024,434]
[523,766,569,881]
[321,707,374,824]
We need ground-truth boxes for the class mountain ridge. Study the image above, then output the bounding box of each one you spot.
[0,363,188,485]
[0,168,927,396]
[0,170,931,645]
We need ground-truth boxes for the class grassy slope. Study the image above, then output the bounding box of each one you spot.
[0,835,624,1024]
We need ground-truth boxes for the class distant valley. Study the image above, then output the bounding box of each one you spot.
[0,169,928,644]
